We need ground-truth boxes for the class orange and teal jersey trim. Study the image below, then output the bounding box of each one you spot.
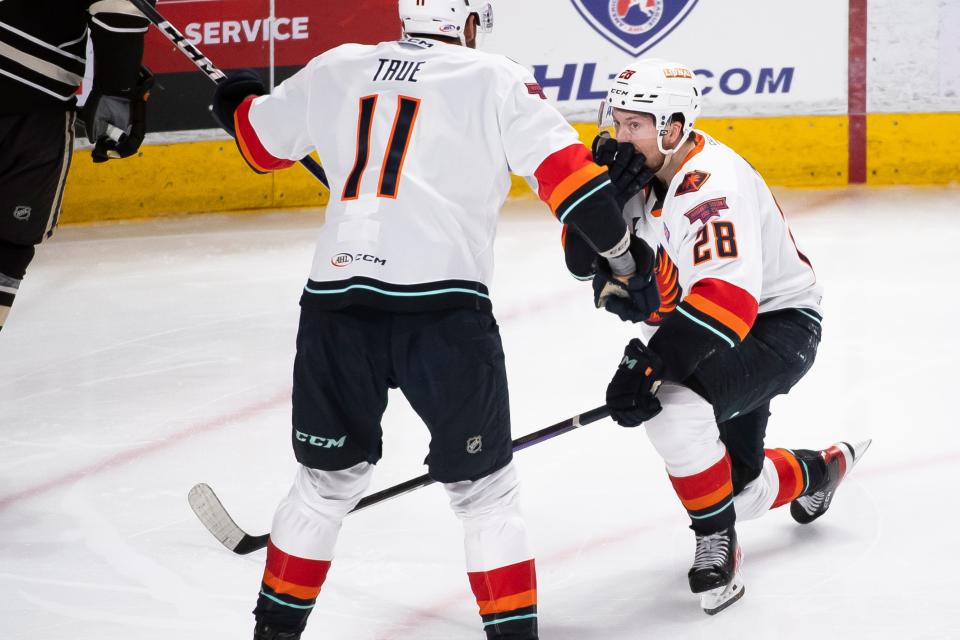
[668,453,736,532]
[234,96,296,174]
[649,277,758,382]
[766,448,810,508]
[680,278,758,346]
[467,559,538,633]
[676,133,706,174]
[534,143,610,222]
[258,539,331,611]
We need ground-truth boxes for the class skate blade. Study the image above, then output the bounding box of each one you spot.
[700,573,745,616]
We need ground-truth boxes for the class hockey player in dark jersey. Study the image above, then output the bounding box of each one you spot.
[0,0,152,333]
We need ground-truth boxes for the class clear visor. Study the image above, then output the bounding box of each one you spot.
[597,102,660,141]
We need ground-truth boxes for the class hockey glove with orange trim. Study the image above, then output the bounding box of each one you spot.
[592,132,656,209]
[606,338,664,427]
[211,69,267,137]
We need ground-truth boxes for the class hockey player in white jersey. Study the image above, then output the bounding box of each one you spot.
[565,59,872,615]
[209,2,659,639]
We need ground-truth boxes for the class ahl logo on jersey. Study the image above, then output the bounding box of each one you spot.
[569,0,699,57]
[331,253,387,267]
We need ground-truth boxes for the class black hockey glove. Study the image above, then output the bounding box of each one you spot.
[562,224,598,280]
[593,236,660,323]
[211,69,267,137]
[592,132,656,209]
[607,339,664,427]
[81,67,153,163]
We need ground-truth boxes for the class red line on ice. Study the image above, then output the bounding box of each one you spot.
[0,389,289,512]
[0,291,571,512]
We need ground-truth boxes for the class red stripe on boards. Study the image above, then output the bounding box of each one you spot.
[848,0,868,183]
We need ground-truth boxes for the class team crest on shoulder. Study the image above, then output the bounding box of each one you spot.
[684,197,728,225]
[676,170,710,196]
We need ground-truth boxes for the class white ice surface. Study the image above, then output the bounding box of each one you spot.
[1,187,958,639]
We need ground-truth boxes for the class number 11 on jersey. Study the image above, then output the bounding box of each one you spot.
[342,94,422,201]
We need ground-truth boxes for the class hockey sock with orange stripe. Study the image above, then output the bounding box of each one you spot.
[765,448,827,508]
[253,539,331,634]
[468,559,538,640]
[669,452,736,535]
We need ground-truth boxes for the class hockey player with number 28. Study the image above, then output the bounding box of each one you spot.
[565,59,872,615]
[209,1,660,639]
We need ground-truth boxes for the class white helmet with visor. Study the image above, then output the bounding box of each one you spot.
[598,59,702,156]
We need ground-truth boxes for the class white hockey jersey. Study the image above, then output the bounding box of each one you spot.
[234,37,620,313]
[625,131,823,380]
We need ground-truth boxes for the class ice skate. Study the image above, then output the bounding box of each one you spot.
[253,622,301,640]
[791,440,872,525]
[688,526,745,615]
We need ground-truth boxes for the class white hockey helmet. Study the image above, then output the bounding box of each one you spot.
[398,0,493,41]
[598,59,702,156]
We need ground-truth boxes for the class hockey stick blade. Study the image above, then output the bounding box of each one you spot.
[187,483,268,554]
[189,404,610,554]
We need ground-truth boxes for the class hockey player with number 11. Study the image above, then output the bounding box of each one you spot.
[566,59,873,615]
[209,1,660,638]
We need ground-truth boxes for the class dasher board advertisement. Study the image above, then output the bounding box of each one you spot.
[141,1,847,133]
[143,0,397,132]
[484,0,848,120]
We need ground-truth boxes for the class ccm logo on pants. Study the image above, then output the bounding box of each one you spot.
[295,431,346,449]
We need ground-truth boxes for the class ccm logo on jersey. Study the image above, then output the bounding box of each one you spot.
[331,252,387,267]
[684,197,729,225]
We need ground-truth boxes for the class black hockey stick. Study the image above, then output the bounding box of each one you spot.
[187,404,611,554]
[127,0,329,187]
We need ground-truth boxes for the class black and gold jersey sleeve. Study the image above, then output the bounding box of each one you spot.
[85,0,150,97]
[0,0,148,114]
